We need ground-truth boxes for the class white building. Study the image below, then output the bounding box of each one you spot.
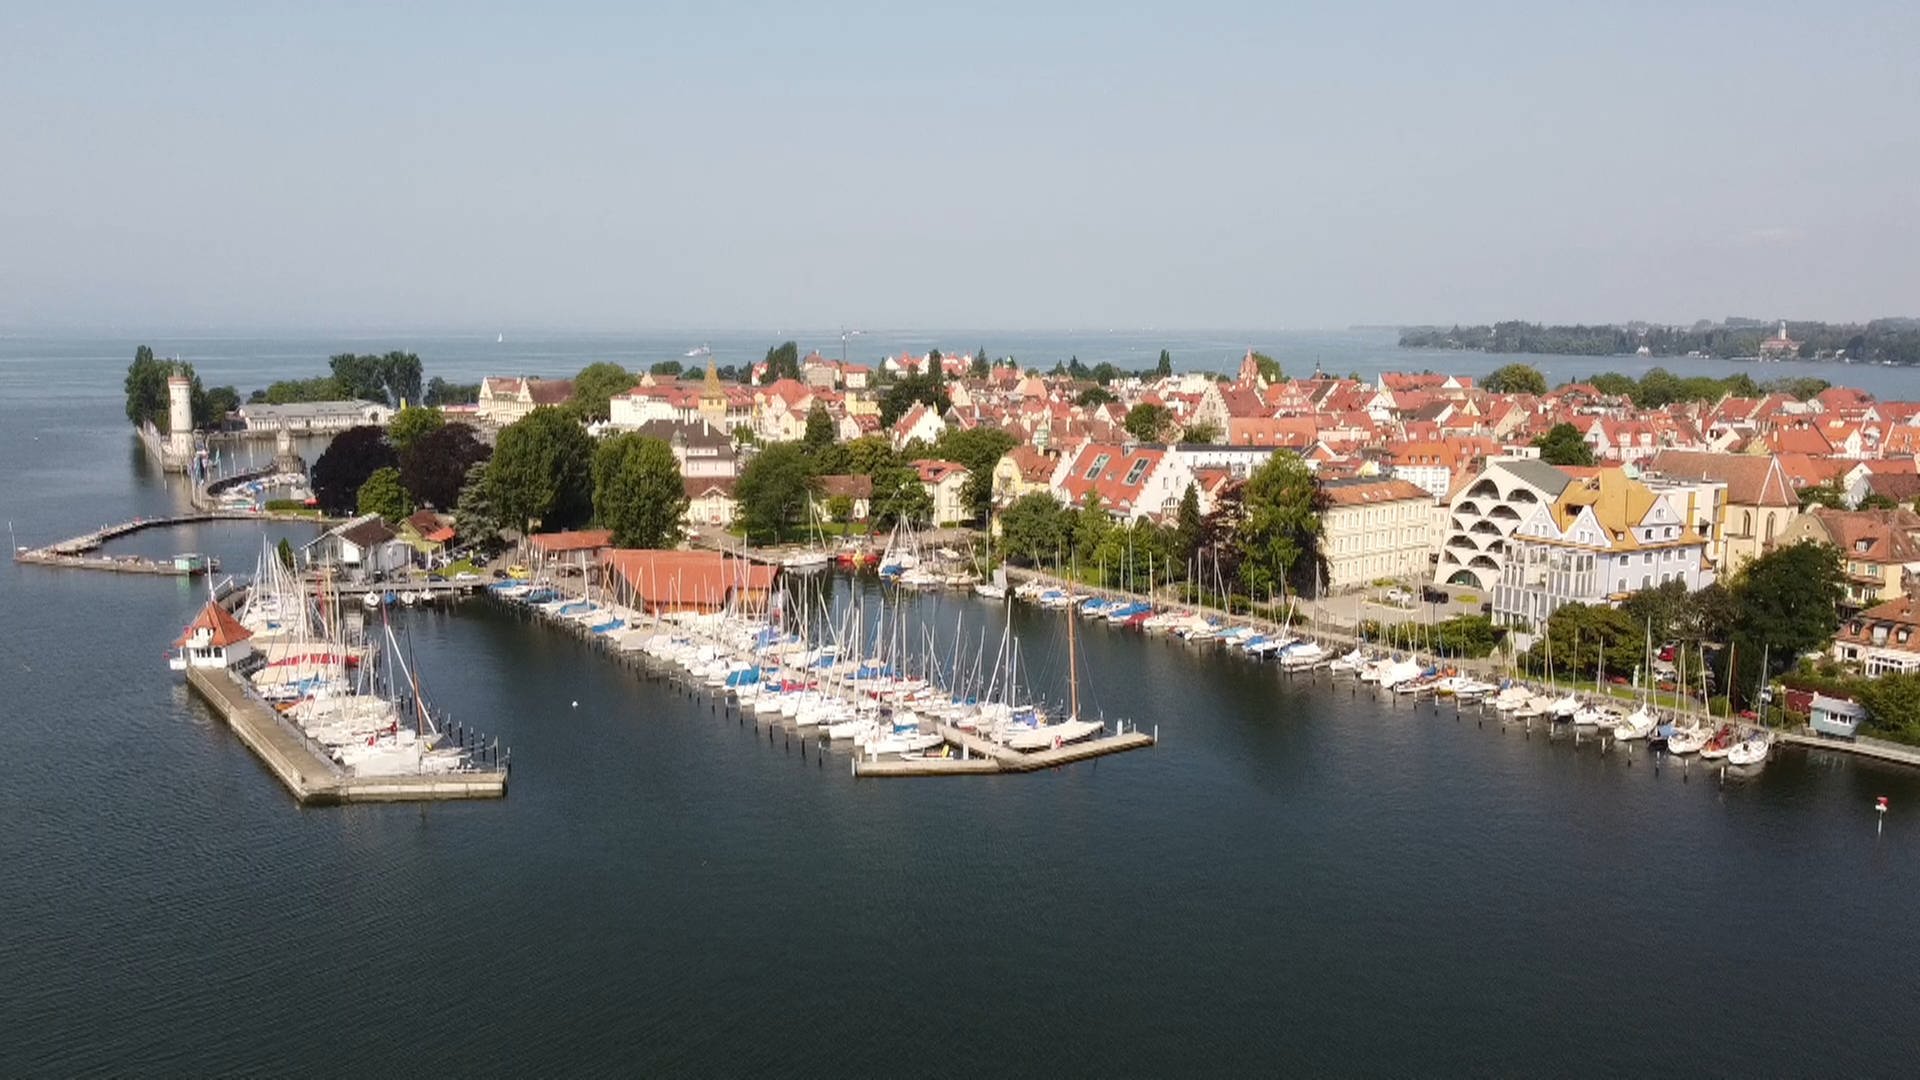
[1491,469,1716,635]
[1318,477,1436,591]
[1436,458,1575,591]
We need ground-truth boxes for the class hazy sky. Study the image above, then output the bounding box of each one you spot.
[2,2,1915,331]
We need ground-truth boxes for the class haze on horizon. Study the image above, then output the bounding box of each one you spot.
[2,2,1914,334]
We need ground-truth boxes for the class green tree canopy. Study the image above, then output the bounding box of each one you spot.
[1235,452,1323,599]
[453,461,507,556]
[311,425,397,513]
[734,442,815,541]
[1484,363,1547,395]
[932,427,1017,521]
[871,464,933,528]
[803,404,836,450]
[1174,483,1204,567]
[568,362,638,422]
[844,436,898,477]
[1075,386,1117,408]
[648,359,684,378]
[387,405,446,453]
[399,421,491,510]
[998,492,1073,566]
[1155,349,1173,378]
[486,407,595,534]
[762,341,802,383]
[878,372,951,427]
[424,376,480,406]
[1124,403,1173,443]
[1180,421,1221,444]
[592,433,687,548]
[1251,352,1283,384]
[1532,422,1596,466]
[356,466,413,523]
[1727,541,1845,699]
[330,352,422,407]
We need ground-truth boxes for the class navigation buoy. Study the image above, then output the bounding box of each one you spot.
[1877,795,1890,835]
[571,700,579,708]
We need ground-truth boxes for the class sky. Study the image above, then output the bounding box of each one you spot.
[1,1,1915,332]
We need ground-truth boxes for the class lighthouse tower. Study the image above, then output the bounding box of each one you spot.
[166,368,194,461]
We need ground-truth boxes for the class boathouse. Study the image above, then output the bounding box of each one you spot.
[599,549,777,615]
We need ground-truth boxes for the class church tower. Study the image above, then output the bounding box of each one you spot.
[699,357,726,425]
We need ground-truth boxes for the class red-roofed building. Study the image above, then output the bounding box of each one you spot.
[172,600,255,670]
[1053,442,1196,522]
[912,459,974,525]
[1319,477,1436,590]
[529,529,615,569]
[600,549,777,615]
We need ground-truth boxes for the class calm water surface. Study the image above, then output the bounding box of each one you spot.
[3,333,1920,1076]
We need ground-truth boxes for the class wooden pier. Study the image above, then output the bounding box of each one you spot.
[1775,729,1920,770]
[851,722,1156,778]
[185,666,507,805]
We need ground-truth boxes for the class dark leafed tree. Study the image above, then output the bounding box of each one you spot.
[1124,403,1173,443]
[453,461,507,556]
[310,425,398,514]
[1155,349,1173,378]
[1532,422,1596,466]
[486,407,595,534]
[734,441,815,541]
[649,359,684,377]
[591,433,687,548]
[762,341,802,384]
[399,421,491,510]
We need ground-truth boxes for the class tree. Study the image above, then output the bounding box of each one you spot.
[1174,483,1204,567]
[826,494,854,524]
[933,427,1017,522]
[648,360,684,378]
[568,362,637,422]
[486,407,595,534]
[276,538,295,569]
[124,346,211,432]
[845,436,897,477]
[1074,492,1112,567]
[1799,478,1848,510]
[735,442,815,540]
[1587,372,1639,398]
[1859,492,1898,511]
[878,372,951,427]
[998,492,1072,566]
[357,466,412,523]
[1180,422,1221,444]
[1855,673,1920,743]
[762,341,802,384]
[387,405,445,453]
[1067,355,1091,380]
[1728,542,1845,700]
[399,421,491,510]
[1532,422,1595,467]
[971,348,990,378]
[871,464,933,528]
[330,351,422,406]
[1155,349,1173,378]
[424,377,480,406]
[310,425,397,513]
[453,462,507,556]
[592,433,687,548]
[1235,452,1323,600]
[1124,403,1173,443]
[1483,363,1548,395]
[1075,386,1117,408]
[803,404,836,450]
[1251,352,1283,384]
[198,385,240,427]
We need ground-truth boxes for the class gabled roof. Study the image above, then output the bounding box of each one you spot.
[176,601,253,648]
[1645,450,1797,507]
[529,528,614,555]
[1492,457,1575,496]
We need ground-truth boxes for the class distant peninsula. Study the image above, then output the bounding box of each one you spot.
[1399,317,1920,365]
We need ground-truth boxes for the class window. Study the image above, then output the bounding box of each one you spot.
[1084,454,1110,481]
[1766,515,1777,542]
[1742,510,1752,535]
[1642,575,1651,589]
[1643,552,1653,565]
[1123,458,1151,486]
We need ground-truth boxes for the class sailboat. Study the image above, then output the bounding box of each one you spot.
[1001,569,1105,751]
[496,332,504,344]
[973,510,1008,600]
[781,496,831,571]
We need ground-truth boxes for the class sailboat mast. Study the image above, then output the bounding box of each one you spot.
[1067,578,1079,721]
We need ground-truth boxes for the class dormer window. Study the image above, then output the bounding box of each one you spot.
[1856,539,1871,553]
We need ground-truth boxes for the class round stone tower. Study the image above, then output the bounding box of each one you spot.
[166,369,194,460]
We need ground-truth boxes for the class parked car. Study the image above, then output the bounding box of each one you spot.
[1384,587,1413,606]
[454,571,480,582]
[491,568,510,580]
[1421,586,1448,604]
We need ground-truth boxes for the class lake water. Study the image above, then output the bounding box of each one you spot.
[4,332,1920,1076]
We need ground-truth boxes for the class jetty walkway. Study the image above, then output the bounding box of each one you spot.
[12,510,329,577]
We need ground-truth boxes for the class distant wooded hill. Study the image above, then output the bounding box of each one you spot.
[1399,318,1920,364]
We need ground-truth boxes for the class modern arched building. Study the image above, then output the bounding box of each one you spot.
[1434,458,1573,591]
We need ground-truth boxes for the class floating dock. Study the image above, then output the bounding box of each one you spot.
[185,666,507,805]
[13,510,329,576]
